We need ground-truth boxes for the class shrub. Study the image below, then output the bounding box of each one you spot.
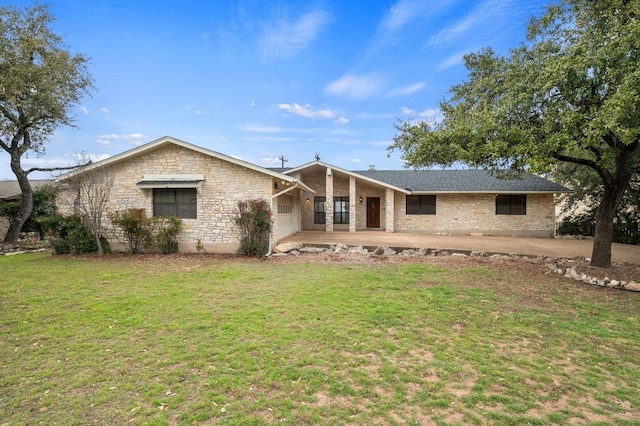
[38,215,98,254]
[153,216,182,254]
[233,199,273,257]
[109,208,153,254]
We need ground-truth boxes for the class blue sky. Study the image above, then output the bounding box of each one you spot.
[2,0,550,180]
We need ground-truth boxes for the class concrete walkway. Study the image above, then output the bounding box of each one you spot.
[279,231,640,264]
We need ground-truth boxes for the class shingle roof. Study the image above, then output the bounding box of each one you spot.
[352,169,569,193]
[0,180,55,200]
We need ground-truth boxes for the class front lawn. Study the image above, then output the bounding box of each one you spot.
[1,253,638,425]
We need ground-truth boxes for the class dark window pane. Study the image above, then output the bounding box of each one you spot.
[314,197,326,224]
[406,195,436,215]
[153,188,197,219]
[496,194,526,215]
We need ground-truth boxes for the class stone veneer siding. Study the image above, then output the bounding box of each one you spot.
[63,144,276,253]
[393,193,556,237]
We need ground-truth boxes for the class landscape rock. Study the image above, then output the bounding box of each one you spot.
[471,251,488,257]
[451,253,467,258]
[299,247,325,254]
[625,281,640,292]
[417,247,429,256]
[273,243,303,253]
[401,249,417,256]
[564,267,581,280]
[383,246,397,256]
[348,246,368,255]
[332,243,349,254]
[371,246,385,256]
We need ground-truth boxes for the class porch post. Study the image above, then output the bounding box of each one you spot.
[385,188,395,233]
[349,176,356,232]
[325,167,334,232]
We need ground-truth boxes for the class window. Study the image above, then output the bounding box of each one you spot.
[314,197,326,224]
[495,194,526,215]
[153,188,197,219]
[277,195,292,214]
[406,195,436,215]
[333,196,349,224]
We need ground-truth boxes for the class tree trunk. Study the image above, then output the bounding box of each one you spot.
[4,155,33,242]
[590,189,616,268]
[590,172,631,268]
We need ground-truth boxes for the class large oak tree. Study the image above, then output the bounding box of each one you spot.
[0,3,93,242]
[390,0,639,268]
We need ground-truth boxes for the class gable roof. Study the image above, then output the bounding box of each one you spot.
[56,136,300,184]
[353,169,570,193]
[0,180,55,201]
[284,161,412,194]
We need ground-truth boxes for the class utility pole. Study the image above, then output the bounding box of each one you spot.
[278,155,288,169]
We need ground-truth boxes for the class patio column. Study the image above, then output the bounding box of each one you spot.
[385,188,395,232]
[349,176,356,232]
[325,167,334,232]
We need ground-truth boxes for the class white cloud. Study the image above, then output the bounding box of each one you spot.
[258,157,283,165]
[380,0,447,33]
[400,106,416,115]
[388,82,425,97]
[96,133,148,146]
[335,116,349,125]
[81,106,89,115]
[438,52,466,69]
[419,108,441,119]
[278,103,335,120]
[100,107,109,113]
[71,152,111,163]
[426,0,514,48]
[325,73,386,101]
[260,8,332,61]
[239,124,283,133]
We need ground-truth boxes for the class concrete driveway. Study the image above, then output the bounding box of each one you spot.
[279,231,640,264]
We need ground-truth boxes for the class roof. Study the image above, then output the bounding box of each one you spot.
[0,180,56,201]
[353,169,570,193]
[284,161,411,194]
[56,136,300,184]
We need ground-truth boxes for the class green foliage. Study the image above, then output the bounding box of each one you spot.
[0,185,58,237]
[0,3,94,242]
[233,199,273,257]
[559,209,639,245]
[389,0,640,267]
[152,216,182,254]
[38,215,98,254]
[108,208,154,254]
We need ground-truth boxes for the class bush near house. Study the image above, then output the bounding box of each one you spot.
[38,215,104,254]
[233,199,273,257]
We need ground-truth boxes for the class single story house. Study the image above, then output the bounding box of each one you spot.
[56,136,570,253]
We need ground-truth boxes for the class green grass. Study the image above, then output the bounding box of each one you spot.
[1,253,639,425]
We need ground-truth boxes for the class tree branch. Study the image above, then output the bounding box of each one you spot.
[25,164,86,175]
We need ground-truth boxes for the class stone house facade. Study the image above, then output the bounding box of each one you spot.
[56,136,569,253]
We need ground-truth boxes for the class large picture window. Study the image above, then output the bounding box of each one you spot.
[333,196,349,224]
[153,188,197,219]
[495,194,526,215]
[314,196,326,224]
[406,195,436,215]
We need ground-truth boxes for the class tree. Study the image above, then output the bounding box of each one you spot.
[389,0,639,268]
[0,183,57,239]
[61,156,114,255]
[0,4,94,242]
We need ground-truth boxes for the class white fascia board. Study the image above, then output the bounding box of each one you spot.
[284,161,410,195]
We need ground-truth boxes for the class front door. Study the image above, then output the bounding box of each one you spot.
[367,197,380,228]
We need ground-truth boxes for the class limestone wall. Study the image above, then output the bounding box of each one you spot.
[393,193,556,237]
[64,144,276,253]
